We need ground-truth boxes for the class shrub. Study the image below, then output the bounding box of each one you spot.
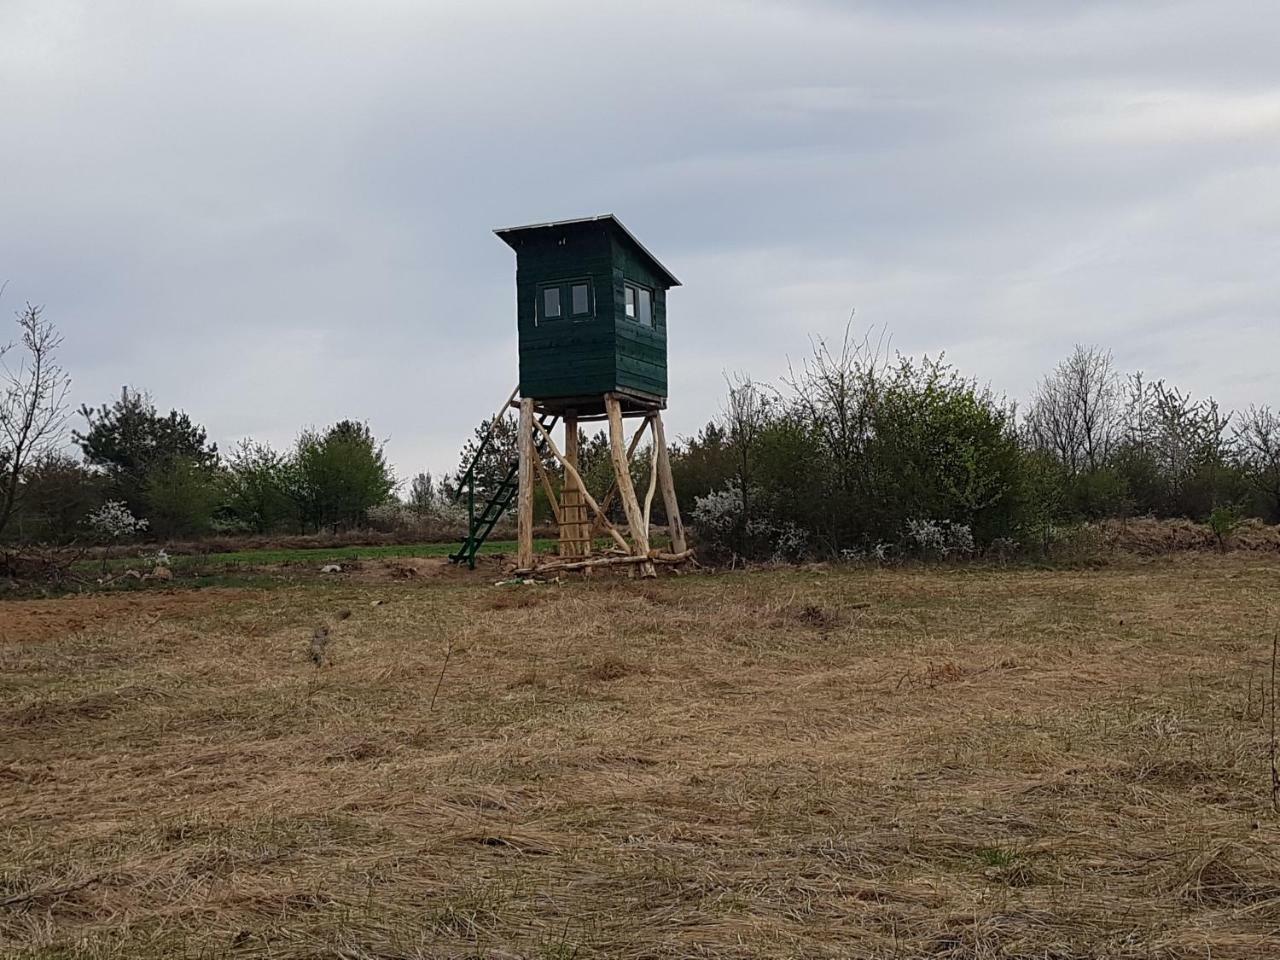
[87,500,148,573]
[1044,523,1110,565]
[1207,503,1244,552]
[144,457,222,538]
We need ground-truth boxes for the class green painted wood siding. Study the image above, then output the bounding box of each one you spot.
[505,218,672,401]
[610,233,668,398]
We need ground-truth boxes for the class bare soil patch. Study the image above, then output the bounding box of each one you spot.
[0,588,252,644]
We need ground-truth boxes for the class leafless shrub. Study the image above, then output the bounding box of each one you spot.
[1024,345,1121,475]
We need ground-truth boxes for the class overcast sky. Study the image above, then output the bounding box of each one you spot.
[3,0,1277,481]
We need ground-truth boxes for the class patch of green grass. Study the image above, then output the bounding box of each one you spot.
[974,845,1038,886]
[976,846,1022,869]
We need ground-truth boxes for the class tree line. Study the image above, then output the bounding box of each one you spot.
[670,333,1280,562]
[1,304,399,543]
[2,303,1277,556]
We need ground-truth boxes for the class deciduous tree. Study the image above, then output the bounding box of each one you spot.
[0,303,72,540]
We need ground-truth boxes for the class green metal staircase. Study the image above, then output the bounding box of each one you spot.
[449,410,559,568]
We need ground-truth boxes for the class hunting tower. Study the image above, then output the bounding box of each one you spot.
[498,215,678,413]
[449,215,689,577]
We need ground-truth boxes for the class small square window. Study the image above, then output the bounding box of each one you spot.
[638,288,652,326]
[571,283,590,316]
[624,285,636,319]
[543,287,561,319]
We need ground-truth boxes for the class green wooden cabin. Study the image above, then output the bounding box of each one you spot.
[496,214,680,417]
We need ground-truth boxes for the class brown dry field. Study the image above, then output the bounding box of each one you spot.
[2,555,1279,959]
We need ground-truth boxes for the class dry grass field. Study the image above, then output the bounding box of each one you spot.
[3,556,1279,958]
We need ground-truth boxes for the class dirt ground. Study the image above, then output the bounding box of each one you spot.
[3,555,1279,958]
[0,589,255,644]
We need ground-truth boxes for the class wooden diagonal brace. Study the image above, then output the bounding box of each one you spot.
[532,455,561,525]
[590,415,651,536]
[530,416,631,554]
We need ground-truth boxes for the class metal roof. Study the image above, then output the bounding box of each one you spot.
[494,213,681,287]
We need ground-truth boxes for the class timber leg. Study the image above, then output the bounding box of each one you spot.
[652,411,687,554]
[605,394,656,578]
[517,398,535,570]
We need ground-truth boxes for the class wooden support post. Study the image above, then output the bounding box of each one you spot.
[652,411,687,554]
[517,398,535,570]
[605,395,656,578]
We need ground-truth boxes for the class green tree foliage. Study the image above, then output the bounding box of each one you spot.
[74,387,217,511]
[292,420,395,531]
[445,413,584,523]
[669,422,733,510]
[10,454,105,543]
[144,456,223,538]
[680,332,1025,560]
[446,413,520,503]
[223,439,299,533]
[869,357,1022,545]
[408,471,437,515]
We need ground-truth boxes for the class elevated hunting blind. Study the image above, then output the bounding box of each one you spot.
[496,214,680,415]
[449,215,689,577]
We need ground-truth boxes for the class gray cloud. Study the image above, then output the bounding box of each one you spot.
[2,0,1277,479]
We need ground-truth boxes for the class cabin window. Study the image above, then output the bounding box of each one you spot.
[624,283,654,327]
[542,287,561,319]
[537,279,594,323]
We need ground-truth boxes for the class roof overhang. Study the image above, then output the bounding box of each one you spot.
[494,213,681,287]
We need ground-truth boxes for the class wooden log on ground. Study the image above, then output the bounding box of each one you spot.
[515,549,694,576]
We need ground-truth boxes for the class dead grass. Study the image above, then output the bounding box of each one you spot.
[2,554,1279,958]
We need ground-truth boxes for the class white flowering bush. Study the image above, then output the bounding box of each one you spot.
[905,518,975,559]
[691,485,743,537]
[838,541,893,565]
[692,484,810,563]
[766,521,809,563]
[88,501,149,575]
[140,548,171,569]
[366,502,409,530]
[88,501,148,541]
[364,499,470,538]
[690,484,745,562]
